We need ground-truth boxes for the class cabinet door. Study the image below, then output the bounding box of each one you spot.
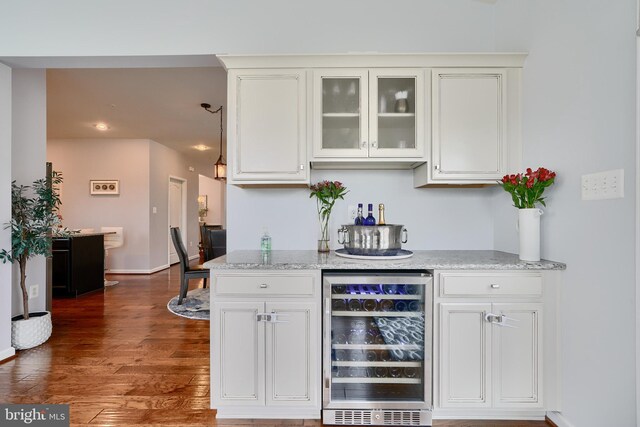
[265,301,318,407]
[492,303,543,408]
[312,69,368,158]
[439,303,492,408]
[212,301,265,406]
[368,69,425,159]
[228,69,308,183]
[431,68,507,182]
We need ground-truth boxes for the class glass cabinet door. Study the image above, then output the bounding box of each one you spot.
[369,69,425,158]
[313,70,368,158]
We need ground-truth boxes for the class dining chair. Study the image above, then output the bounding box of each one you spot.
[170,227,210,305]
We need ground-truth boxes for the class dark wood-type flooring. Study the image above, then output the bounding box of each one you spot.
[1,265,553,426]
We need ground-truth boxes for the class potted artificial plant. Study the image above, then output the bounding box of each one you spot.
[0,172,67,349]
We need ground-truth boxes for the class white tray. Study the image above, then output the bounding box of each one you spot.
[334,249,414,260]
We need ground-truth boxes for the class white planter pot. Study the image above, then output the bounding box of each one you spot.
[11,311,52,350]
[518,208,543,262]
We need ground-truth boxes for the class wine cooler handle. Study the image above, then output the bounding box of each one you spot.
[337,227,349,244]
[325,298,331,315]
[401,227,408,243]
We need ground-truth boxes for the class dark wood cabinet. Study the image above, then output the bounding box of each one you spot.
[53,234,104,297]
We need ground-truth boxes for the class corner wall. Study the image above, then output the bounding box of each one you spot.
[11,69,47,316]
[0,63,13,359]
[494,1,637,426]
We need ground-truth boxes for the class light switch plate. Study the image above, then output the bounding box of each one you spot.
[581,169,624,200]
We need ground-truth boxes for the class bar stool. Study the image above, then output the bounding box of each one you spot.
[101,226,124,287]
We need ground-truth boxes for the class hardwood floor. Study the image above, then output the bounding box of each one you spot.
[1,265,551,427]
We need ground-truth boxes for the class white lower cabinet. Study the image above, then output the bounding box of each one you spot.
[211,271,321,419]
[435,271,556,420]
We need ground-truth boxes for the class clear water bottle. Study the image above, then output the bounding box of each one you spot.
[260,228,271,252]
[354,203,364,225]
[363,204,376,226]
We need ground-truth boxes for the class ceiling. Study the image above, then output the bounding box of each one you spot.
[47,67,227,163]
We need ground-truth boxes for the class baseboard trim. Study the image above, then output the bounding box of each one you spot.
[189,255,199,261]
[0,347,16,362]
[108,264,170,275]
[547,412,575,427]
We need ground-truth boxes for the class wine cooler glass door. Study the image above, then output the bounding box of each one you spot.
[323,273,432,410]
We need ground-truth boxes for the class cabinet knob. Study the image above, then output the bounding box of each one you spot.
[490,284,500,289]
[434,164,440,170]
[299,164,305,170]
[259,283,268,289]
[371,141,378,149]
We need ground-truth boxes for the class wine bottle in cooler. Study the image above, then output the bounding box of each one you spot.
[354,203,364,225]
[363,204,376,226]
[378,203,386,225]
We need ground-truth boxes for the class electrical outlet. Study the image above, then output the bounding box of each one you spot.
[29,285,39,299]
[189,241,193,247]
[347,205,357,222]
[152,207,157,214]
[581,169,624,200]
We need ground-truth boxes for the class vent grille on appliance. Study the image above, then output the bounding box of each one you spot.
[333,410,424,426]
[335,410,373,425]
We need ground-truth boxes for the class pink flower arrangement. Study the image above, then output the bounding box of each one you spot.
[499,167,556,209]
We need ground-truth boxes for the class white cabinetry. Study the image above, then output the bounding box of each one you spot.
[211,270,321,418]
[312,68,425,165]
[434,271,558,420]
[227,69,308,185]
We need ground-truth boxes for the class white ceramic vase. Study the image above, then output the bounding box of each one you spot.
[11,311,52,350]
[518,208,543,262]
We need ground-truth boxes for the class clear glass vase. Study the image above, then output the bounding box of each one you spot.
[318,213,331,253]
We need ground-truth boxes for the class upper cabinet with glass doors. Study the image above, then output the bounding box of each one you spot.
[312,69,425,162]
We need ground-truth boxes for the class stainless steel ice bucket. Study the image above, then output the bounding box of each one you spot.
[337,224,408,256]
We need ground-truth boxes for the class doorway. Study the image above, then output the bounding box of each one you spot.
[168,176,187,265]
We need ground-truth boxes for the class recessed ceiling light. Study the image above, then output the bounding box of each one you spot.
[193,144,211,151]
[95,123,109,131]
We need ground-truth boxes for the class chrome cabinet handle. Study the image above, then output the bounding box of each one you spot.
[269,312,289,323]
[371,141,378,148]
[299,164,305,170]
[434,164,440,170]
[490,284,500,289]
[259,283,268,289]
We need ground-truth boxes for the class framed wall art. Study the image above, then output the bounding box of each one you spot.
[90,180,120,195]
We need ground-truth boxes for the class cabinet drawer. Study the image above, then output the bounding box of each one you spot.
[440,273,542,297]
[215,274,315,297]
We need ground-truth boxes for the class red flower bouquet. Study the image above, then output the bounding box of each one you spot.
[499,167,556,209]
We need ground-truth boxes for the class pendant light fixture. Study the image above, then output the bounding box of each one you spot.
[200,103,226,181]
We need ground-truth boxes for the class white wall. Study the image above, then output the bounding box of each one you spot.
[11,69,47,317]
[198,174,225,227]
[494,2,637,426]
[0,64,14,359]
[149,141,201,268]
[47,139,152,272]
[228,169,495,251]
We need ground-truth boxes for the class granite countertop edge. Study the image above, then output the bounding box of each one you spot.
[203,250,566,271]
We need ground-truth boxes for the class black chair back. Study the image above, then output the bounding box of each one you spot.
[170,227,189,272]
[209,229,227,259]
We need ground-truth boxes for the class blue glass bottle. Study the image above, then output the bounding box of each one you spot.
[354,203,364,225]
[363,203,376,226]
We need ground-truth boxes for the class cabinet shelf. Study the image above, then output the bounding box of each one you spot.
[332,294,420,300]
[332,310,423,317]
[332,361,422,367]
[332,377,422,384]
[332,344,422,351]
[322,113,360,118]
[377,113,415,118]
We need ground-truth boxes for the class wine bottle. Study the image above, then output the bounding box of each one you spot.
[378,203,386,225]
[354,203,364,225]
[363,204,376,226]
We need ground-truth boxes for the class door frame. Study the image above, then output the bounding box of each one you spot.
[168,175,188,265]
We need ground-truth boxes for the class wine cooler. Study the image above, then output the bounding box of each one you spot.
[323,272,433,426]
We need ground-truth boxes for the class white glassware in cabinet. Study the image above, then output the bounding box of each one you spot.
[312,68,425,162]
[439,303,492,408]
[227,69,308,184]
[426,68,510,184]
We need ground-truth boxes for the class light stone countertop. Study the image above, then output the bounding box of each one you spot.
[204,250,566,271]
